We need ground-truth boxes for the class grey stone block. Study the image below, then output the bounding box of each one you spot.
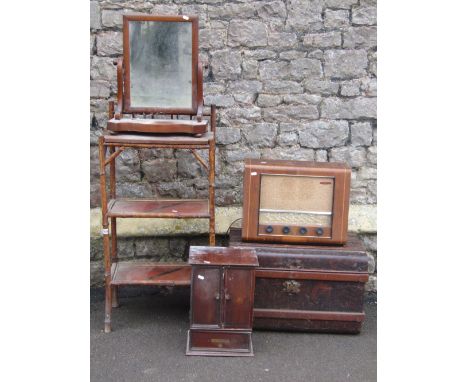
[324,9,350,29]
[369,51,377,77]
[204,82,226,95]
[199,28,226,49]
[242,59,259,79]
[315,149,328,162]
[286,0,323,32]
[135,238,170,259]
[175,151,201,179]
[222,106,262,125]
[357,166,377,181]
[181,5,208,28]
[116,182,153,199]
[169,238,188,260]
[90,261,104,287]
[116,149,141,182]
[211,50,242,80]
[244,50,277,60]
[329,146,367,167]
[304,79,339,95]
[263,80,303,94]
[365,275,377,292]
[340,80,361,97]
[150,4,180,16]
[298,120,349,149]
[343,26,377,49]
[204,94,235,108]
[263,105,319,122]
[367,145,377,165]
[90,56,115,82]
[242,123,278,147]
[96,31,123,57]
[90,1,101,31]
[208,3,257,19]
[257,94,282,107]
[321,97,376,119]
[361,78,377,97]
[352,6,377,25]
[259,60,290,80]
[324,49,368,79]
[303,32,342,48]
[228,20,268,47]
[351,122,373,146]
[90,146,100,182]
[283,94,321,105]
[90,80,110,99]
[289,58,322,80]
[280,50,306,60]
[278,132,298,146]
[267,32,298,48]
[216,126,241,145]
[225,147,261,162]
[366,252,376,274]
[117,238,136,259]
[90,34,96,55]
[325,0,358,8]
[260,147,315,161]
[257,1,288,19]
[227,80,263,93]
[101,10,124,28]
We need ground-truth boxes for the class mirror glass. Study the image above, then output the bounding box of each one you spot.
[129,21,193,109]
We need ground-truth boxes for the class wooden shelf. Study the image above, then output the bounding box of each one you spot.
[111,262,191,286]
[107,199,210,218]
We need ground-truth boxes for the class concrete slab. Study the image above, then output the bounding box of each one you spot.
[91,288,376,382]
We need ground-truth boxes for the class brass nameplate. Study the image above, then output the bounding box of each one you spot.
[211,338,230,344]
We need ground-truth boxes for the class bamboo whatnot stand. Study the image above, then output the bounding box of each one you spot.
[99,105,216,333]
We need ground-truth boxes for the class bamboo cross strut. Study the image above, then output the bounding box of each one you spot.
[102,145,207,171]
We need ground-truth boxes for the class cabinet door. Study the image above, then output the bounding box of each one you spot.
[191,267,221,327]
[224,268,254,328]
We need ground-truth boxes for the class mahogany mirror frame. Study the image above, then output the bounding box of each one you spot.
[122,14,200,116]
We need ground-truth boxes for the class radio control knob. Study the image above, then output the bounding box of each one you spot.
[315,228,324,236]
[282,226,290,234]
[265,225,273,233]
[299,227,307,235]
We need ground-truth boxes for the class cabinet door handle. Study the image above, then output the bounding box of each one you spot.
[214,293,220,300]
[225,294,231,301]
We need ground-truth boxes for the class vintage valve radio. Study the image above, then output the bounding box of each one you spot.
[242,159,351,245]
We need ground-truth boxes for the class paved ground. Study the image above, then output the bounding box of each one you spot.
[91,288,376,382]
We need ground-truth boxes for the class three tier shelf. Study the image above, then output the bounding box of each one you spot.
[98,106,216,333]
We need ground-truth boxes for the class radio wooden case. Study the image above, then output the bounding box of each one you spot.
[242,159,351,245]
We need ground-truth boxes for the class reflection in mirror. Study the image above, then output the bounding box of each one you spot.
[129,21,192,109]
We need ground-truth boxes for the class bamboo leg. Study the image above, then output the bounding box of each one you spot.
[109,147,119,308]
[208,138,216,246]
[99,138,112,333]
[110,217,119,308]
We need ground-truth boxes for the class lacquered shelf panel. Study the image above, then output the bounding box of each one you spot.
[107,199,210,218]
[111,262,191,286]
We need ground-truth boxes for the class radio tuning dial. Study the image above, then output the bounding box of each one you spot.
[315,228,324,236]
[265,225,273,233]
[282,226,290,234]
[299,227,307,235]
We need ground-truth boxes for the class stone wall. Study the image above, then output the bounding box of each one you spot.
[90,0,377,289]
[90,0,377,207]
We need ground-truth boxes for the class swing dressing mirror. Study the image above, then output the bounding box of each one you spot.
[107,15,207,135]
[124,15,197,112]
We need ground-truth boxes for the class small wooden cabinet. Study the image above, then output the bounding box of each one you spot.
[186,246,258,357]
